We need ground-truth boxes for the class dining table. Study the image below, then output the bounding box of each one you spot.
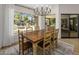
[23,27,54,55]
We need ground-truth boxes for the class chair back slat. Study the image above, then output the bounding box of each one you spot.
[43,31,52,47]
[18,29,25,54]
[54,29,59,39]
[18,30,24,43]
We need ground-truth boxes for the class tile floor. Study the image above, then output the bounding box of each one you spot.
[0,40,74,55]
[60,39,79,54]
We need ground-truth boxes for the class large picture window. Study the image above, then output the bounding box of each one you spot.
[14,12,35,33]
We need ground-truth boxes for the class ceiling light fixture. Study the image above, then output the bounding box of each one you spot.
[34,6,51,16]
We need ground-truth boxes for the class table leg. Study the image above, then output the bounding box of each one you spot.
[32,43,37,55]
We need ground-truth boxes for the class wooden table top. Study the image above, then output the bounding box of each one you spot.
[23,27,54,43]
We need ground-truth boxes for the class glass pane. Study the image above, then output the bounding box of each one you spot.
[61,14,78,38]
[61,15,70,38]
[70,15,78,37]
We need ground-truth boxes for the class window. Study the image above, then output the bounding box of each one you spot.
[45,15,56,27]
[14,12,35,33]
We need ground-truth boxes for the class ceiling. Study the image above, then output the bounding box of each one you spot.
[20,4,57,9]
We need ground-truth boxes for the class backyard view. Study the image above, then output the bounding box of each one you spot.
[14,12,35,34]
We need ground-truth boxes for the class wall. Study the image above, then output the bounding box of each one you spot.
[1,5,15,47]
[0,5,4,48]
[60,4,79,14]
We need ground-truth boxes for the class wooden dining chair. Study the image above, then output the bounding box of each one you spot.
[51,29,59,50]
[37,31,52,55]
[51,30,55,51]
[54,29,59,48]
[18,30,32,55]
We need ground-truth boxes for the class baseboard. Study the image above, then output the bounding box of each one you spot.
[0,41,19,50]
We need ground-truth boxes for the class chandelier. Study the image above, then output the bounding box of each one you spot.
[34,6,51,16]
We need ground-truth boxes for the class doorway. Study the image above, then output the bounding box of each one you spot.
[61,14,79,38]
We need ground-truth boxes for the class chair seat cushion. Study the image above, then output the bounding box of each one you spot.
[38,41,50,48]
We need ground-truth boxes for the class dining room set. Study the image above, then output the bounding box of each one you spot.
[18,26,59,55]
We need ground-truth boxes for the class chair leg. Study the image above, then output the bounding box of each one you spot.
[56,40,57,48]
[22,49,24,55]
[19,51,20,55]
[51,41,54,51]
[27,48,33,55]
[48,47,51,54]
[43,49,45,55]
[19,48,21,55]
[19,49,20,55]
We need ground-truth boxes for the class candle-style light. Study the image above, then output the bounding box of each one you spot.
[34,6,51,16]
